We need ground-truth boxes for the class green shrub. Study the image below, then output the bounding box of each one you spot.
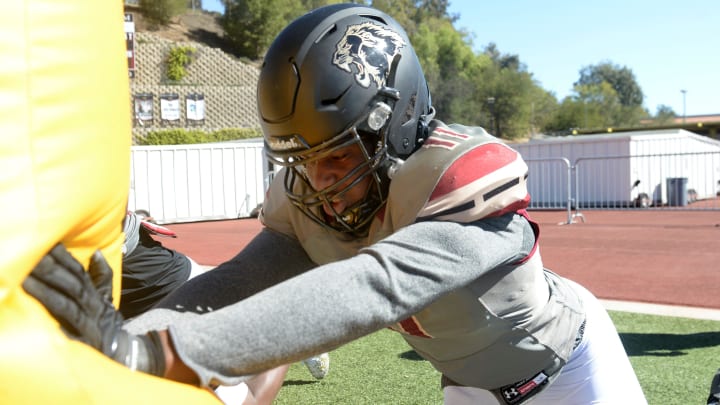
[211,128,263,142]
[166,45,196,82]
[137,128,262,145]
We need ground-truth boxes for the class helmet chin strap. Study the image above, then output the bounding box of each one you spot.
[334,178,385,236]
[327,144,389,236]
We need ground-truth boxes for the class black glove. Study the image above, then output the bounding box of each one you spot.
[708,368,720,405]
[23,244,166,376]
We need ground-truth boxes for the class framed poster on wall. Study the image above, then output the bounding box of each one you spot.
[186,93,205,125]
[160,93,181,124]
[133,93,153,126]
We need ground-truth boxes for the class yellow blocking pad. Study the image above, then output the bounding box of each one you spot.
[0,1,219,402]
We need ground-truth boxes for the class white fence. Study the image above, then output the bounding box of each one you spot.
[128,140,270,224]
[128,140,720,226]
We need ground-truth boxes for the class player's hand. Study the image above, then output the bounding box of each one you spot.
[23,244,166,376]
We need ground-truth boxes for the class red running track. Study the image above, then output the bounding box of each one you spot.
[156,210,720,310]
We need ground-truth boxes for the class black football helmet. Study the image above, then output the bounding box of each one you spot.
[259,4,434,235]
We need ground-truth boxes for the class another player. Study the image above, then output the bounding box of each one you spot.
[120,210,203,319]
[24,4,646,403]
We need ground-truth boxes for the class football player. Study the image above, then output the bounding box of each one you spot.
[24,4,646,404]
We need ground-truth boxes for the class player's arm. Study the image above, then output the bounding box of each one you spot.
[132,227,317,317]
[143,212,535,386]
[22,228,314,386]
[24,213,533,387]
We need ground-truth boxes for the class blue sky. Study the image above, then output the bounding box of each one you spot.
[204,0,718,116]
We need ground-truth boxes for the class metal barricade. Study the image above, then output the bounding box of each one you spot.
[573,151,720,218]
[524,158,574,224]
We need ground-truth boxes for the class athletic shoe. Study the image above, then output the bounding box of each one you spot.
[302,352,330,379]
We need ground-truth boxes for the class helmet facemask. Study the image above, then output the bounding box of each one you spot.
[267,95,398,236]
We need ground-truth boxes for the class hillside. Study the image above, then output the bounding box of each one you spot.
[127,7,264,134]
[131,9,237,56]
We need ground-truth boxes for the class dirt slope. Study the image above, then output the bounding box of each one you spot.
[131,9,235,55]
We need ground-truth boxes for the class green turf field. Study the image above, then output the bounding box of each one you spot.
[272,311,720,404]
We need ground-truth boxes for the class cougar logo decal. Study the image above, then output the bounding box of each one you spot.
[333,22,406,89]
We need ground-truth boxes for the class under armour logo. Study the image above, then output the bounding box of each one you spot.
[503,387,519,399]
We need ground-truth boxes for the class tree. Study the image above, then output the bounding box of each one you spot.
[484,43,522,72]
[654,104,676,125]
[140,0,187,26]
[575,61,644,107]
[221,0,305,59]
[412,18,488,127]
[474,43,551,139]
[415,0,457,23]
[526,86,558,136]
[544,62,650,132]
[301,0,350,10]
[543,79,649,134]
[543,83,622,134]
[575,82,623,128]
[371,0,419,36]
[543,96,587,135]
[482,66,541,139]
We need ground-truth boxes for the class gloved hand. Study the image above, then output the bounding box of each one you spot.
[23,244,166,377]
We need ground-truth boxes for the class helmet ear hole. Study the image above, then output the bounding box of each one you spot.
[416,106,435,146]
[416,119,428,146]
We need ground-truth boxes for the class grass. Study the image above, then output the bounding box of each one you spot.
[611,311,720,405]
[272,311,720,405]
[274,328,442,405]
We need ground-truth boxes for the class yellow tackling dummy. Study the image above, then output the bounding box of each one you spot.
[0,1,218,402]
